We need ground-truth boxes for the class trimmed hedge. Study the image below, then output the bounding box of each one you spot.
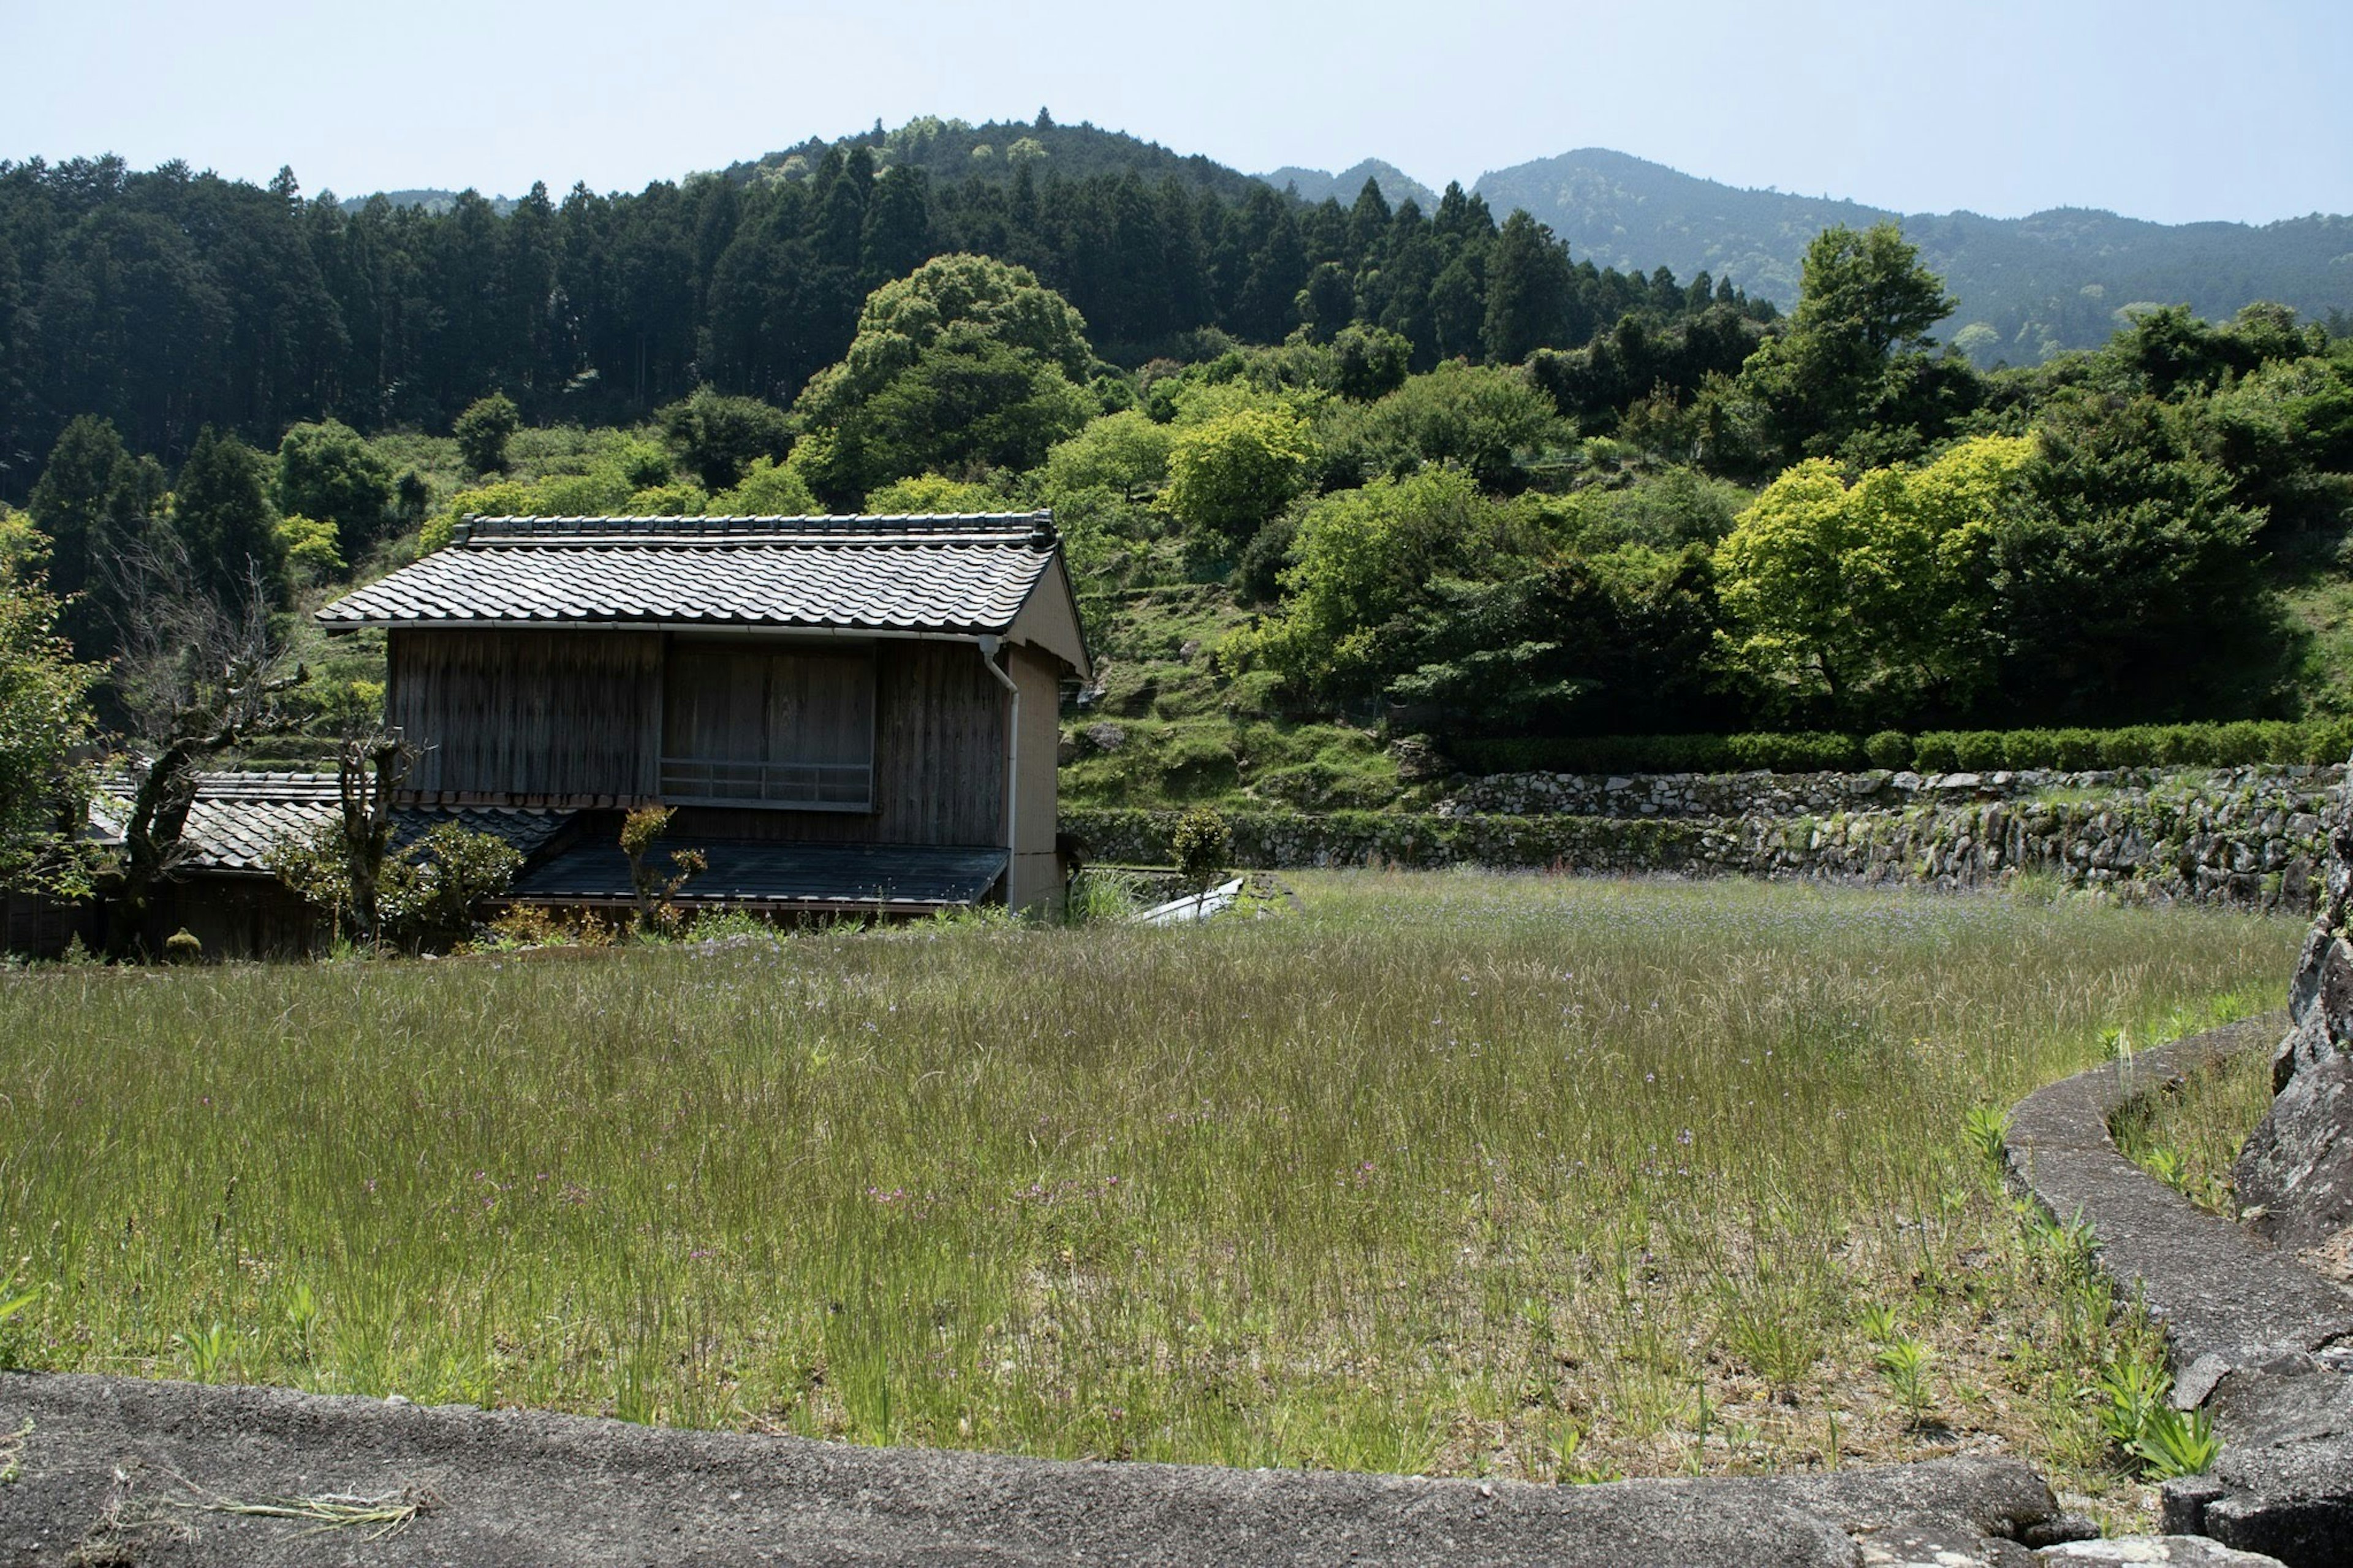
[1450,718,2353,779]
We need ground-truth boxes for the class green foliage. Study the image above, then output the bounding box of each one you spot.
[1169,806,1232,891]
[812,324,1093,502]
[1042,411,1173,503]
[170,425,285,609]
[656,388,792,490]
[276,513,345,580]
[1731,222,1973,468]
[2091,1350,2219,1479]
[1873,1335,1934,1425]
[1715,436,2026,727]
[1997,392,2290,723]
[453,393,522,475]
[1332,325,1411,402]
[273,819,523,952]
[0,570,99,896]
[1241,467,1537,698]
[710,455,824,517]
[1162,406,1319,542]
[864,474,1000,514]
[1318,360,1568,490]
[275,419,393,558]
[1452,717,2353,778]
[26,414,165,650]
[795,253,1093,428]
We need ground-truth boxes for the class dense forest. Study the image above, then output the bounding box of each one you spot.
[6,114,2353,890]
[0,114,1771,489]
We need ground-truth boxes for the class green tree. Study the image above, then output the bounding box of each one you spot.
[1162,406,1319,543]
[169,426,285,610]
[275,419,392,562]
[794,253,1093,432]
[1733,222,1968,467]
[656,387,794,490]
[26,415,165,653]
[0,564,100,895]
[1482,210,1574,364]
[453,392,522,474]
[819,326,1093,501]
[1319,361,1567,490]
[709,455,823,517]
[1245,466,1538,697]
[1714,437,2025,726]
[1041,411,1173,503]
[1995,395,2289,722]
[1332,325,1411,401]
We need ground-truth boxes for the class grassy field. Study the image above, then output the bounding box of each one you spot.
[0,874,2295,1517]
[2112,1040,2278,1217]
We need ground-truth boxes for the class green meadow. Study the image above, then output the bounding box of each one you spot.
[0,874,2295,1520]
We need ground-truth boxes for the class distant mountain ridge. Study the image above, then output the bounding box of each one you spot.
[1471,148,2353,363]
[1257,159,1439,211]
[328,126,2353,366]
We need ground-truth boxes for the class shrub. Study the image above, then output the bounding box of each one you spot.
[1447,719,2353,779]
[453,393,521,475]
[1170,806,1231,892]
[1953,731,2009,771]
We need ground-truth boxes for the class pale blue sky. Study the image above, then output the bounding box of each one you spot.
[4,0,2347,225]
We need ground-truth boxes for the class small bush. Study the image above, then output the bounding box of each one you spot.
[1864,730,1911,770]
[163,929,203,964]
[1170,807,1232,891]
[1953,730,2009,771]
[1912,732,1961,772]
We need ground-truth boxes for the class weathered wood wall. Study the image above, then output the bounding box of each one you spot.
[390,629,662,803]
[672,642,1006,846]
[390,632,1014,849]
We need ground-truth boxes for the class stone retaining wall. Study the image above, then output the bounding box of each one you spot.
[1067,766,2347,911]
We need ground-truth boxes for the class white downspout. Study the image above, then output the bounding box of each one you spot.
[977,637,1019,888]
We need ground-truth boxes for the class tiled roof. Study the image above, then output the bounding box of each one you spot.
[512,840,1007,909]
[90,773,572,874]
[316,513,1063,634]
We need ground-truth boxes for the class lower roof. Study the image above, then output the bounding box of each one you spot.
[510,840,1009,910]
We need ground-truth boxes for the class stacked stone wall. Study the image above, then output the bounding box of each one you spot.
[1066,764,2349,911]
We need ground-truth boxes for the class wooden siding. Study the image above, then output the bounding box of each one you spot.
[1007,643,1065,912]
[662,642,875,807]
[390,631,1015,847]
[669,641,1006,847]
[390,629,662,801]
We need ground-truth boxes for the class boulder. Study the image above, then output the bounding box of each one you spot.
[2037,1540,2286,1566]
[2234,756,2353,1278]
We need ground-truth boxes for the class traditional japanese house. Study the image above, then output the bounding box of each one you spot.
[313,511,1091,917]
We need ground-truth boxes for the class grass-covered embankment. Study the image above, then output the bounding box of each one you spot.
[0,875,2295,1514]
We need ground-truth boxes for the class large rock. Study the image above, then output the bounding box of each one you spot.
[2235,762,2353,1279]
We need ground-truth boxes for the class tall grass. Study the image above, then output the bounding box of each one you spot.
[0,874,2293,1506]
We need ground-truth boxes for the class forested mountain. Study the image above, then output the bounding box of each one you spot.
[1472,148,2353,363]
[1259,160,1438,211]
[722,113,1266,200]
[0,138,1768,487]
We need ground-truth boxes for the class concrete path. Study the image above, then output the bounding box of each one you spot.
[0,1371,2075,1567]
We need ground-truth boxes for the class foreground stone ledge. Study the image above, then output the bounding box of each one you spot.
[2006,1022,2353,1568]
[1,1370,2071,1567]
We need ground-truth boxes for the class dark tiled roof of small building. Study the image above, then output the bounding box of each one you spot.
[316,513,1063,634]
[90,772,572,874]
